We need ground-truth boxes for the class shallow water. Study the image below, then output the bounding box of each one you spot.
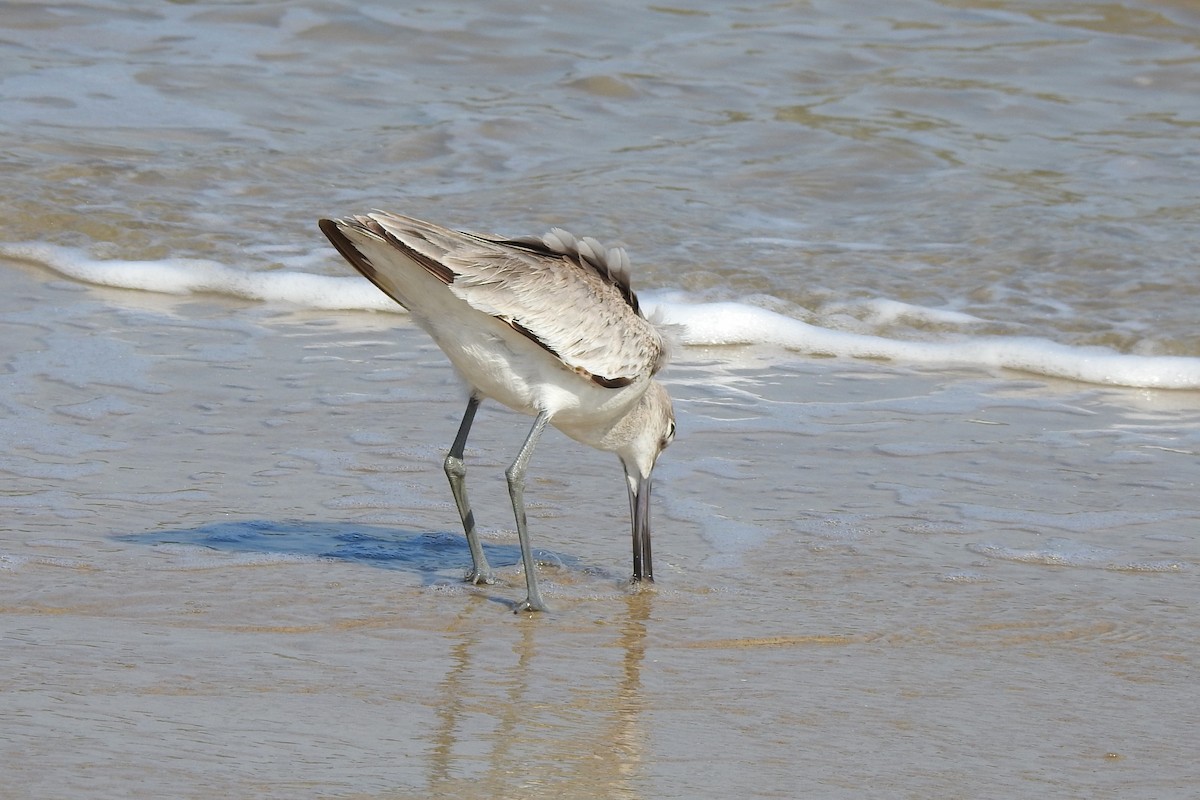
[5,0,1200,364]
[3,260,1197,799]
[2,1,1200,798]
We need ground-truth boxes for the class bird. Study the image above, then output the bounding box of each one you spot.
[318,211,676,612]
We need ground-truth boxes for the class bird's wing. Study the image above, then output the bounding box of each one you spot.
[331,212,668,388]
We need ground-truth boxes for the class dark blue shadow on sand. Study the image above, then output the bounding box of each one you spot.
[115,519,574,584]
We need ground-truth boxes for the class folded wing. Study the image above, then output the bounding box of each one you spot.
[323,212,668,389]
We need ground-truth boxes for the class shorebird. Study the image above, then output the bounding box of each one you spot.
[319,212,675,612]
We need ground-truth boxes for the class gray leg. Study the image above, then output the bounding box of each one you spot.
[444,394,494,585]
[506,411,551,613]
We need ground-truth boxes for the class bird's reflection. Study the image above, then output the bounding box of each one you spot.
[426,593,652,799]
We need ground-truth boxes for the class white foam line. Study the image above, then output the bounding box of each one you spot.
[1,242,397,311]
[6,242,1198,390]
[652,300,1200,390]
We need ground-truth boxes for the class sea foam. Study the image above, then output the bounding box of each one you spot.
[1,242,394,311]
[5,242,1199,390]
[651,298,1200,390]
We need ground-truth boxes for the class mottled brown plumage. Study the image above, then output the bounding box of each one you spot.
[319,212,675,612]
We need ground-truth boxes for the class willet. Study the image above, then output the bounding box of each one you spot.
[319,212,675,612]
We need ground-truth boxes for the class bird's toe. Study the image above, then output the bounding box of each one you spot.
[513,596,550,614]
[464,568,496,586]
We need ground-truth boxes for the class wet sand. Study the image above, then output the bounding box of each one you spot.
[2,260,1197,799]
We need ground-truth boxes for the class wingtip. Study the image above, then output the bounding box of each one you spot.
[316,215,340,237]
[318,216,369,274]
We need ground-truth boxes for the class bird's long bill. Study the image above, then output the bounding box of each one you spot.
[630,473,654,582]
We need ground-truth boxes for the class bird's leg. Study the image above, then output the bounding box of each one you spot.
[506,411,551,613]
[444,393,494,585]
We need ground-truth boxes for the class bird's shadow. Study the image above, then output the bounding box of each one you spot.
[114,519,579,586]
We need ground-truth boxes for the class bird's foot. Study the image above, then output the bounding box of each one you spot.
[464,567,496,586]
[628,575,657,593]
[513,595,550,614]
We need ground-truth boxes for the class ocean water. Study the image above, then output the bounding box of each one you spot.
[2,2,1198,798]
